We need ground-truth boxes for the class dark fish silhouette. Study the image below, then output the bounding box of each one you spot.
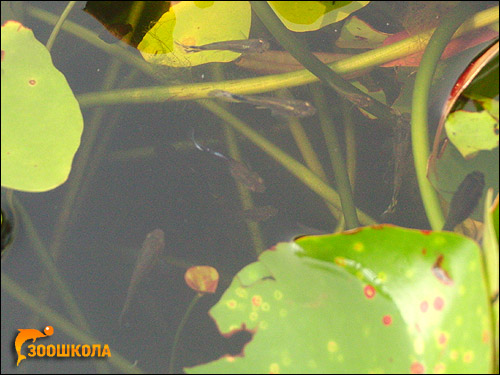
[175,38,269,54]
[191,129,266,193]
[209,90,317,118]
[382,117,411,218]
[442,171,485,231]
[119,229,165,326]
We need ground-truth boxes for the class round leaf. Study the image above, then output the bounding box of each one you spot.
[1,21,83,192]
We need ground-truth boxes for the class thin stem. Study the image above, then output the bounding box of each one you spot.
[250,1,398,126]
[45,1,76,52]
[199,100,376,226]
[411,2,475,230]
[309,86,359,229]
[25,3,496,107]
[1,273,142,374]
[169,293,203,374]
[278,89,341,226]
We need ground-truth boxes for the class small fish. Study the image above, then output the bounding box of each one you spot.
[191,129,266,193]
[382,117,411,218]
[442,171,485,231]
[209,90,317,118]
[175,38,269,54]
[15,326,53,366]
[119,229,165,326]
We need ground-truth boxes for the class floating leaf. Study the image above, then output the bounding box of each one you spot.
[445,109,499,158]
[268,1,369,32]
[185,266,219,294]
[187,226,492,373]
[138,1,251,67]
[1,21,83,192]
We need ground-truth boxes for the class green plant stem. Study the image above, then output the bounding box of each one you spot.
[278,89,341,226]
[411,2,476,231]
[251,1,362,228]
[309,86,360,229]
[212,64,266,257]
[250,1,398,126]
[1,273,143,374]
[26,3,495,107]
[169,293,203,374]
[199,100,376,226]
[45,1,76,52]
[12,195,90,332]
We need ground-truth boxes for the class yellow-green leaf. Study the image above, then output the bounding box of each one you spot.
[138,1,251,67]
[268,1,370,32]
[1,21,83,192]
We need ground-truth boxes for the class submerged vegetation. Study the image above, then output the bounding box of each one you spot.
[1,1,498,373]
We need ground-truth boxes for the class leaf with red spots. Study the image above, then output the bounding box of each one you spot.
[187,225,492,374]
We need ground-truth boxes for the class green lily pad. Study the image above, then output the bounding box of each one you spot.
[1,21,83,192]
[268,1,370,32]
[138,1,251,67]
[445,109,499,159]
[187,226,493,373]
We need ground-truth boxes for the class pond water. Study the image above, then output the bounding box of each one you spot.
[1,2,497,373]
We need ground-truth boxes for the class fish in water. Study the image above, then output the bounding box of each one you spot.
[209,90,317,118]
[191,129,266,193]
[119,229,165,326]
[175,38,270,54]
[382,116,411,219]
[442,171,485,231]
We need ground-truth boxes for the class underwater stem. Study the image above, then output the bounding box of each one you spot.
[411,2,476,230]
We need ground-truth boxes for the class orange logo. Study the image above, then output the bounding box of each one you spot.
[14,326,53,366]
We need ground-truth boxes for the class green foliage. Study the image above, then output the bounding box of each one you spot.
[187,226,493,373]
[1,21,83,192]
[138,1,251,67]
[268,1,370,32]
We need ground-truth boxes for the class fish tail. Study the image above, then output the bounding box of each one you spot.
[17,354,26,366]
[174,41,201,53]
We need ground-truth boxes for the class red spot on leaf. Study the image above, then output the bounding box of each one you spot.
[433,296,444,311]
[420,230,432,235]
[1,50,4,61]
[410,361,425,374]
[29,79,37,86]
[382,315,392,325]
[421,248,427,255]
[420,300,428,313]
[482,330,490,343]
[438,332,447,346]
[251,295,262,307]
[364,285,375,299]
